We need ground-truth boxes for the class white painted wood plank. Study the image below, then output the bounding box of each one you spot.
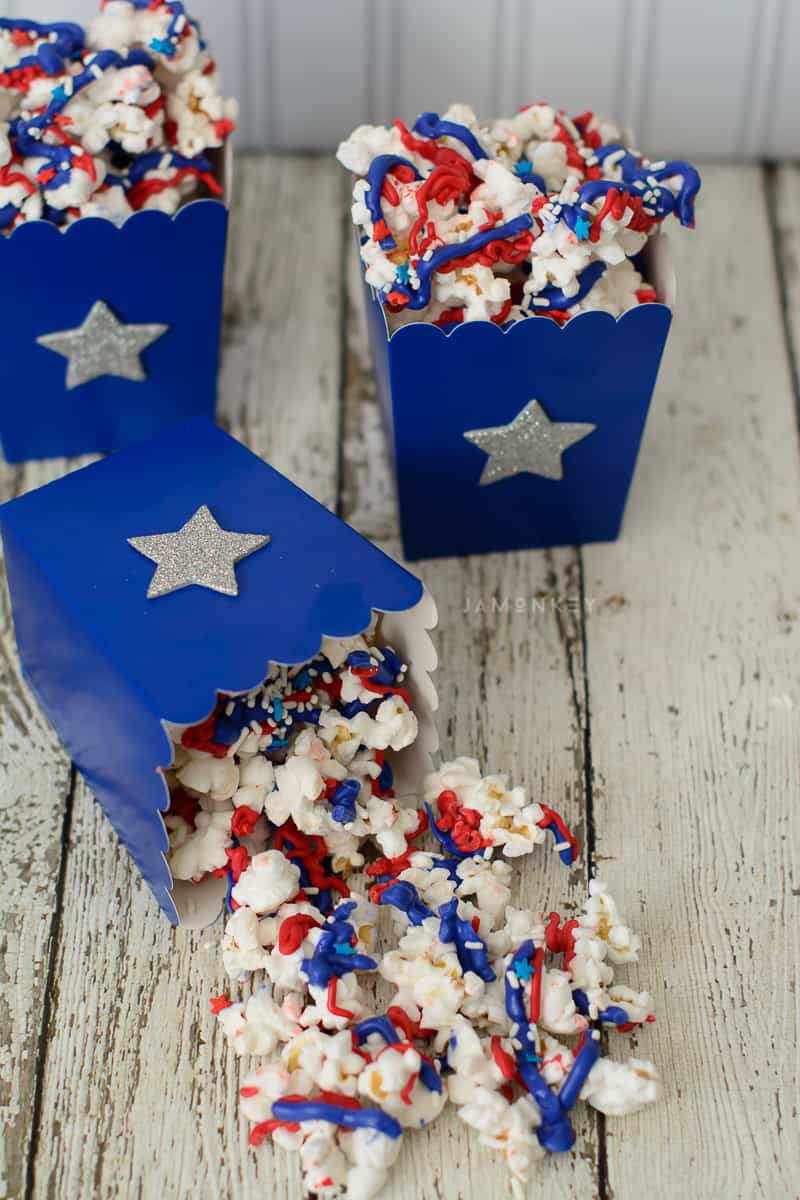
[738,0,785,159]
[13,1,96,23]
[376,541,602,1200]
[216,154,345,509]
[492,0,524,118]
[340,209,603,1196]
[394,0,497,124]
[0,456,94,1200]
[27,156,344,1200]
[368,2,397,126]
[584,165,800,1197]
[615,0,655,144]
[640,0,764,157]
[270,0,372,151]
[237,0,276,152]
[515,0,627,121]
[766,5,800,158]
[339,239,397,542]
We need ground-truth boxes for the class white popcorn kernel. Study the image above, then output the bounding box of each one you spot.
[231,850,301,915]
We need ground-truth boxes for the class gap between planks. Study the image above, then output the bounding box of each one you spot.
[0,454,95,1200]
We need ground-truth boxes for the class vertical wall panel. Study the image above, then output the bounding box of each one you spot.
[738,0,784,157]
[14,0,96,22]
[766,0,800,157]
[6,0,799,156]
[270,0,371,150]
[394,0,497,124]
[492,0,525,117]
[515,0,628,121]
[638,0,764,157]
[615,0,656,144]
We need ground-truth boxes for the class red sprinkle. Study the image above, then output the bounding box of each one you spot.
[249,1118,300,1145]
[225,844,250,881]
[230,805,261,839]
[278,912,321,955]
[545,912,579,970]
[326,978,354,1020]
[491,1035,517,1080]
[388,1006,435,1041]
[528,947,545,1025]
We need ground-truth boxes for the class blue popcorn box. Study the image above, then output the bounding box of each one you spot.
[0,417,438,925]
[362,235,675,560]
[0,171,229,464]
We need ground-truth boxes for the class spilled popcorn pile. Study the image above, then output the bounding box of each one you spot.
[165,633,658,1197]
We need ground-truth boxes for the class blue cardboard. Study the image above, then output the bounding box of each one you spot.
[0,417,428,923]
[362,251,673,561]
[0,200,228,463]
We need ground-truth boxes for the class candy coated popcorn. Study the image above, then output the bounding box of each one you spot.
[231,850,301,915]
[338,102,700,327]
[0,5,234,233]
[580,1056,660,1117]
[169,627,661,1196]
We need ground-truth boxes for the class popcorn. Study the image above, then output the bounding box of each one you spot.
[217,983,303,1056]
[424,756,579,863]
[233,755,274,812]
[221,905,269,979]
[0,6,235,233]
[174,630,658,1197]
[338,102,700,327]
[231,850,302,915]
[358,1043,446,1126]
[177,749,239,801]
[581,1057,660,1117]
[167,807,230,879]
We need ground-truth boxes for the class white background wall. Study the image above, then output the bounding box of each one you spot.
[7,0,800,158]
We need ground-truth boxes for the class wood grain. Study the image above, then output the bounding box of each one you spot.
[3,156,799,1200]
[0,456,97,1200]
[374,541,602,1200]
[583,166,800,1197]
[26,155,343,1199]
[217,154,346,508]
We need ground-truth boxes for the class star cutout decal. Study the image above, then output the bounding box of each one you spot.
[464,398,597,486]
[36,299,168,390]
[128,505,271,599]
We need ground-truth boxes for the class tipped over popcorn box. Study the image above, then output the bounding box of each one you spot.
[0,7,236,462]
[0,417,438,924]
[339,103,698,560]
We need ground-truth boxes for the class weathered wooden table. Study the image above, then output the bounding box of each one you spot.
[2,157,799,1200]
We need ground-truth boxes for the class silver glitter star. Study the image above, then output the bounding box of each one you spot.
[36,300,168,390]
[128,505,271,599]
[464,398,597,486]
